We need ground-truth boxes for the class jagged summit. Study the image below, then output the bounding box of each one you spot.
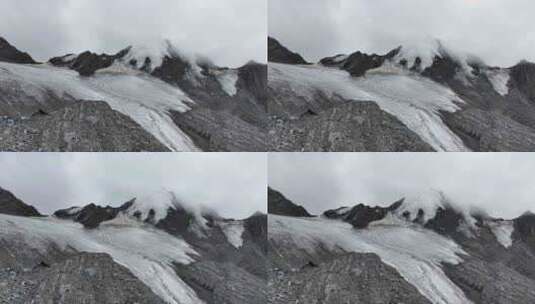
[268,187,313,217]
[0,186,41,217]
[48,39,201,77]
[0,37,36,64]
[268,37,308,65]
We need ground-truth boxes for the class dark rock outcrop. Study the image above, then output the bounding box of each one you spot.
[0,37,36,64]
[268,188,313,217]
[340,47,399,77]
[424,205,464,236]
[49,48,129,76]
[244,212,268,252]
[268,37,308,65]
[155,205,196,235]
[510,61,535,102]
[324,199,403,229]
[54,199,134,229]
[0,187,41,217]
[514,212,535,253]
[421,55,462,83]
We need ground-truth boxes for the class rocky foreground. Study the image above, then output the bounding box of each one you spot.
[268,37,535,152]
[0,187,267,304]
[268,188,535,304]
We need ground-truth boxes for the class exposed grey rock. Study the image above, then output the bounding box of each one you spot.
[269,101,435,152]
[443,256,535,304]
[269,253,431,304]
[170,107,267,152]
[441,108,535,151]
[268,37,308,65]
[0,37,36,64]
[510,61,535,102]
[0,100,170,152]
[268,187,313,217]
[0,252,165,304]
[0,187,41,217]
[175,261,266,304]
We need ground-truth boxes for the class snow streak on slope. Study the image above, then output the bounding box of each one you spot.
[0,214,203,304]
[269,215,472,304]
[219,221,245,248]
[269,62,469,151]
[485,69,510,96]
[216,70,239,96]
[0,62,199,151]
[488,220,514,248]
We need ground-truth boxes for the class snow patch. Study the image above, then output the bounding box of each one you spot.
[269,214,472,304]
[486,69,510,96]
[0,61,199,151]
[0,214,203,304]
[394,39,475,74]
[488,220,514,248]
[269,62,469,151]
[219,221,245,248]
[126,190,177,223]
[216,70,239,96]
[395,190,446,223]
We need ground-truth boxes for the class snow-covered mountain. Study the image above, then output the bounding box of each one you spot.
[0,187,267,304]
[0,37,267,152]
[268,188,535,304]
[268,37,535,152]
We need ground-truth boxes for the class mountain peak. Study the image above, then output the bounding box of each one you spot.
[268,37,309,65]
[0,37,37,64]
[126,189,178,223]
[0,186,41,217]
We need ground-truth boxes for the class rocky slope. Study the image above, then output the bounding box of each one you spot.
[268,187,312,217]
[0,187,267,304]
[268,37,535,152]
[0,37,36,64]
[268,188,535,304]
[0,38,267,152]
[0,100,169,152]
[0,187,41,217]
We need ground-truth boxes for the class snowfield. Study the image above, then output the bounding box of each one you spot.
[0,61,199,151]
[269,214,472,304]
[269,62,469,151]
[488,220,515,248]
[218,220,245,248]
[0,213,204,304]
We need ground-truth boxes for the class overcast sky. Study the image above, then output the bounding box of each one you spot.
[269,0,535,67]
[269,153,535,219]
[0,0,266,67]
[0,153,266,219]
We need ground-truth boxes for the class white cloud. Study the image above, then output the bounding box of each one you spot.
[269,153,535,219]
[0,0,266,67]
[269,0,535,67]
[0,153,266,219]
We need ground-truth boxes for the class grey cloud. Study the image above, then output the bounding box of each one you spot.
[0,0,266,67]
[0,153,266,219]
[268,153,535,219]
[269,0,535,67]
